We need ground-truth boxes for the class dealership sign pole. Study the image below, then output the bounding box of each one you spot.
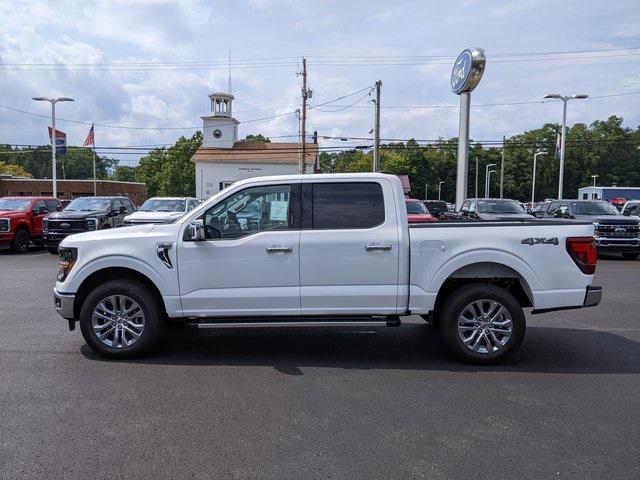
[451,48,486,209]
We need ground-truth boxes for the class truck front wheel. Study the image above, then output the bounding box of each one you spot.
[11,229,30,253]
[79,279,164,359]
[439,284,525,365]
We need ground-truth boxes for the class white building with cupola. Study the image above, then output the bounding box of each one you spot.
[192,92,317,200]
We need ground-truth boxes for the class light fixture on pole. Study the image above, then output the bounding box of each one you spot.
[592,175,599,187]
[484,163,496,198]
[543,93,588,199]
[32,96,74,198]
[531,150,548,204]
[438,181,445,200]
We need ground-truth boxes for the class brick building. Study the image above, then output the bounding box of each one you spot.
[0,176,147,206]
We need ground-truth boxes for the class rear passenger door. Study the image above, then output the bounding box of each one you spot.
[299,179,400,315]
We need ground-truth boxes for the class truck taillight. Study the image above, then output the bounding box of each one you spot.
[566,236,597,275]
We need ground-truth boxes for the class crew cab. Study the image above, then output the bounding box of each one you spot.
[124,197,200,225]
[0,196,62,252]
[53,174,602,364]
[44,196,135,254]
[540,199,640,259]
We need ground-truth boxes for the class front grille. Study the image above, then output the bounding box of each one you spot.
[47,219,88,234]
[0,218,9,232]
[595,224,640,239]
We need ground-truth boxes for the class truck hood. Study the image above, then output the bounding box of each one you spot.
[0,211,29,219]
[48,210,109,220]
[576,215,638,224]
[478,213,536,221]
[124,211,184,222]
[60,223,157,246]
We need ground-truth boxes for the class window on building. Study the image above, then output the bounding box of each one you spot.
[311,182,385,229]
[203,184,292,239]
[582,193,588,199]
[8,191,33,196]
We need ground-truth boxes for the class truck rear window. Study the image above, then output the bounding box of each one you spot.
[312,182,385,229]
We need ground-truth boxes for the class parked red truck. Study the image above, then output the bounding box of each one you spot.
[0,197,62,253]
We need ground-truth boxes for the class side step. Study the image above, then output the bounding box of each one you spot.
[187,316,401,329]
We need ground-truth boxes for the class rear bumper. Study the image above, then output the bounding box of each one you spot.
[532,285,602,315]
[53,288,75,320]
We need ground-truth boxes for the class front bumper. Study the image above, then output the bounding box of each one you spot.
[53,288,75,320]
[594,237,640,253]
[532,285,602,315]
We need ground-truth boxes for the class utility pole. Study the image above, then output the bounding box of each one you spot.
[296,109,302,174]
[313,130,319,173]
[474,156,479,198]
[373,80,382,172]
[499,135,505,198]
[424,184,428,200]
[300,57,308,174]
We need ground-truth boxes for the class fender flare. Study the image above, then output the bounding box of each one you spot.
[67,254,171,296]
[428,248,539,295]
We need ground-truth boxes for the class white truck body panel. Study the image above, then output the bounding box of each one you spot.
[56,173,597,320]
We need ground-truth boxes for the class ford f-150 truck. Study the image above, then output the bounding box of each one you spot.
[53,173,602,364]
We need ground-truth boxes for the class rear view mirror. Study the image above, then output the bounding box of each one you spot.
[184,220,205,241]
[119,206,127,214]
[623,210,631,216]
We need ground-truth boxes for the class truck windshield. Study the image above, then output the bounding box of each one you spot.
[65,198,111,212]
[0,199,31,211]
[406,201,428,214]
[571,202,619,215]
[477,200,525,214]
[140,199,185,212]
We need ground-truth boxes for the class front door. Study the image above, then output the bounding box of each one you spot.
[178,182,301,317]
[299,180,400,315]
[31,200,47,236]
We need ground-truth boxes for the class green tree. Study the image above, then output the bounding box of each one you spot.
[112,165,138,182]
[0,161,32,177]
[241,134,270,143]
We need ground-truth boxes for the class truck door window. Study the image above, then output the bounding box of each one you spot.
[310,182,384,229]
[203,184,292,239]
[44,199,59,212]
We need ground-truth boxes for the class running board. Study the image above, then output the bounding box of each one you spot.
[188,317,401,329]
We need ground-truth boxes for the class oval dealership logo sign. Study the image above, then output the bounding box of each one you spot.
[451,48,486,94]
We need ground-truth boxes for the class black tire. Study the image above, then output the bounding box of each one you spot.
[47,247,59,255]
[79,279,164,359]
[439,284,525,365]
[11,228,30,253]
[622,253,639,260]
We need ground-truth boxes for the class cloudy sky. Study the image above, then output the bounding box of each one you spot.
[1,0,639,165]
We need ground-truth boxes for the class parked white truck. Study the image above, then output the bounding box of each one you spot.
[53,173,602,364]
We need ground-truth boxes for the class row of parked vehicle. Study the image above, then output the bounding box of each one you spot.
[0,195,199,254]
[409,197,640,259]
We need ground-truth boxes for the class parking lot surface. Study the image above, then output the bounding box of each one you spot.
[0,249,638,479]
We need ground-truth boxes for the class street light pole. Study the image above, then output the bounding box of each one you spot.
[592,175,599,187]
[475,156,479,198]
[438,181,445,200]
[424,184,428,200]
[487,170,496,198]
[32,96,74,198]
[532,151,548,204]
[543,93,588,199]
[485,163,496,198]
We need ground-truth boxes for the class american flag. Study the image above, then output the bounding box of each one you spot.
[83,123,95,147]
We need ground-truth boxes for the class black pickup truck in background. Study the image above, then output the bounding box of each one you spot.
[538,199,640,259]
[43,196,135,254]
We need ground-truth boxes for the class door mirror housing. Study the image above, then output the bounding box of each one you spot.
[119,205,127,214]
[33,206,48,215]
[623,209,631,216]
[184,220,205,241]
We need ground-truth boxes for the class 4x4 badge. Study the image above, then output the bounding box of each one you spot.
[521,237,559,246]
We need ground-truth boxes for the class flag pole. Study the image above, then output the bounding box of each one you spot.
[92,147,96,196]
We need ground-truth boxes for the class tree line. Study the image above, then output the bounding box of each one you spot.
[1,116,638,201]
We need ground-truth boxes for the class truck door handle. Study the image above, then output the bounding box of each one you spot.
[266,246,293,254]
[365,243,392,252]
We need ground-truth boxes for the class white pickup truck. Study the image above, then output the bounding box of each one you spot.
[53,173,602,364]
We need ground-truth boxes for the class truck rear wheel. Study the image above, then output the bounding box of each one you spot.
[79,279,164,359]
[439,284,525,365]
[11,228,30,253]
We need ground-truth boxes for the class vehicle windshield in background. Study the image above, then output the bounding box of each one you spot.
[65,198,111,212]
[477,200,526,214]
[572,201,619,215]
[0,199,31,211]
[140,199,185,212]
[406,201,428,214]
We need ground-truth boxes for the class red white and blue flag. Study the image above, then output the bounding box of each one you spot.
[83,123,95,147]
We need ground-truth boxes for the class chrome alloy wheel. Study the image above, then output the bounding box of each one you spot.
[457,299,513,354]
[91,295,145,348]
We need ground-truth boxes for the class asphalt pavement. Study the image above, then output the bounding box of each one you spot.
[0,248,638,479]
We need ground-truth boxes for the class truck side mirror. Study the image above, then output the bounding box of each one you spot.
[623,210,631,216]
[119,205,127,214]
[184,220,205,241]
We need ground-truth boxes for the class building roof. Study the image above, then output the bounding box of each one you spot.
[191,141,318,165]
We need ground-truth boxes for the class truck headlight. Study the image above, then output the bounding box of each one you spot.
[85,218,98,230]
[42,218,48,232]
[57,247,78,282]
